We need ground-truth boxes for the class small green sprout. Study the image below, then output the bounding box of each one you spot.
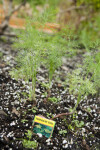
[21,119,28,123]
[72,120,84,128]
[46,112,52,118]
[87,107,91,113]
[23,139,38,149]
[25,130,33,140]
[28,107,37,113]
[59,130,67,136]
[22,130,38,149]
[48,97,61,103]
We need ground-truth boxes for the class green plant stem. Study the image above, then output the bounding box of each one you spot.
[31,85,35,100]
[30,59,37,101]
[49,73,52,88]
[31,78,36,100]
[73,94,81,112]
[44,88,51,102]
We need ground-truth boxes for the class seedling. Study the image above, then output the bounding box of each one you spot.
[39,82,50,89]
[25,130,32,140]
[68,51,100,112]
[46,112,52,118]
[67,119,84,132]
[86,107,91,113]
[22,139,38,149]
[10,22,67,101]
[22,111,27,116]
[42,92,48,97]
[48,97,61,103]
[59,130,67,136]
[72,120,84,128]
[68,69,97,112]
[28,107,38,113]
[22,130,38,149]
[21,119,28,123]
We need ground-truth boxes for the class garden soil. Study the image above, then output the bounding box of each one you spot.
[0,37,100,150]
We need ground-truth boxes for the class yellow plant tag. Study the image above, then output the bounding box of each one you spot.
[32,115,55,138]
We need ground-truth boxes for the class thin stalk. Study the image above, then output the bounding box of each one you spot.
[32,71,37,101]
[31,80,36,100]
[73,94,81,112]
[49,76,51,89]
[30,61,37,101]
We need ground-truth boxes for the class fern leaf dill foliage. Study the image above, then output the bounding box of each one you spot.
[10,24,66,101]
[10,27,42,100]
[43,36,65,88]
[68,51,100,111]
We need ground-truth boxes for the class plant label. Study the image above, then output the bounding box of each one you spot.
[32,115,55,138]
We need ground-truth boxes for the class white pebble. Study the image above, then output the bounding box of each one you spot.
[78,111,82,115]
[37,133,42,138]
[94,114,97,117]
[10,121,16,126]
[64,144,68,148]
[47,142,50,145]
[63,140,67,144]
[70,138,73,144]
[46,139,51,143]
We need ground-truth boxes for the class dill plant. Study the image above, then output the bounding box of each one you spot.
[43,35,66,87]
[10,22,67,101]
[10,26,45,101]
[83,51,100,91]
[22,130,38,149]
[68,51,100,111]
[10,6,77,102]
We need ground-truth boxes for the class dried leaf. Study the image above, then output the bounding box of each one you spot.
[12,107,20,117]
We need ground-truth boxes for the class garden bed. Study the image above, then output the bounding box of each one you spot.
[0,38,100,150]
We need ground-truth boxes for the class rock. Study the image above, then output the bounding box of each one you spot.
[61,66,68,71]
[63,139,67,144]
[64,144,68,148]
[37,133,42,138]
[46,139,51,143]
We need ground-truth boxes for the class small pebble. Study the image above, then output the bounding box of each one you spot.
[37,133,42,138]
[64,144,68,148]
[63,139,67,144]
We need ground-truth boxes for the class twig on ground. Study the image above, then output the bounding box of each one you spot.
[51,111,74,120]
[51,105,94,120]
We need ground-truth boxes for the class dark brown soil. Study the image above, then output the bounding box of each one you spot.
[0,37,100,150]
